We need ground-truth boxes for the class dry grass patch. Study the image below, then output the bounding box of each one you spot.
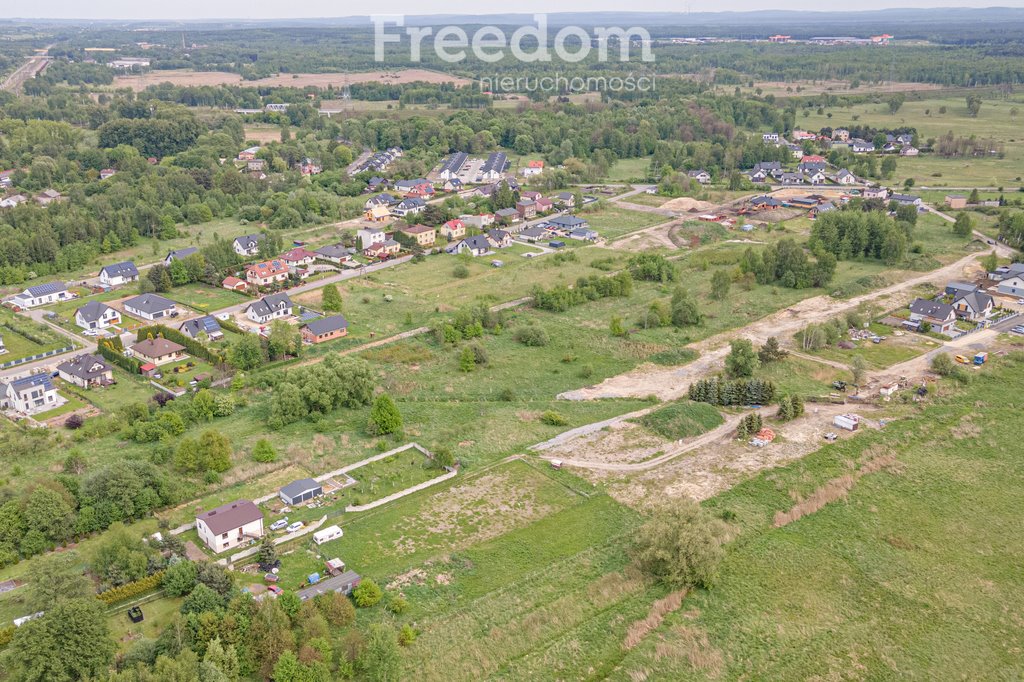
[623,588,688,650]
[653,625,725,676]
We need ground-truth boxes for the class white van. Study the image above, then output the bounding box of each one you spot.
[312,525,343,545]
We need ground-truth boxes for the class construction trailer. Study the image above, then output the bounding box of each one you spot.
[833,414,861,431]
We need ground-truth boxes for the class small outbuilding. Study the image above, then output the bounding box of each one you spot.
[279,478,323,506]
[313,525,343,545]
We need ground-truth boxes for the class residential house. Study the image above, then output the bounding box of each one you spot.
[440,178,463,192]
[553,192,576,208]
[787,143,805,160]
[365,177,388,192]
[568,227,599,241]
[179,315,224,341]
[863,187,889,201]
[995,264,1024,296]
[165,247,198,266]
[832,128,850,141]
[99,168,117,180]
[798,158,827,173]
[301,315,349,344]
[944,281,978,297]
[438,152,469,180]
[907,298,956,334]
[130,337,187,366]
[523,160,544,176]
[457,214,493,230]
[520,190,542,201]
[516,199,537,220]
[518,225,548,242]
[393,179,433,197]
[952,291,994,322]
[222,276,247,292]
[751,161,784,180]
[687,169,712,184]
[35,189,62,206]
[233,234,265,258]
[391,197,425,218]
[446,235,491,257]
[762,133,780,144]
[479,152,509,181]
[314,243,352,265]
[298,157,322,175]
[791,130,817,141]
[494,207,519,223]
[245,293,294,324]
[237,146,260,161]
[196,500,263,554]
[747,168,770,183]
[123,293,176,321]
[810,202,836,218]
[246,159,265,172]
[399,224,437,248]
[10,282,71,309]
[0,374,59,414]
[749,195,781,210]
[364,193,397,210]
[781,173,804,186]
[440,219,467,241]
[357,227,387,251]
[549,215,590,232]
[364,239,401,259]
[0,194,27,208]
[279,247,316,268]
[945,195,968,210]
[364,204,391,222]
[535,197,554,213]
[99,261,139,287]
[851,139,876,153]
[57,354,114,389]
[486,229,513,248]
[890,193,922,208]
[804,169,827,185]
[74,301,120,330]
[835,169,857,185]
[900,145,919,157]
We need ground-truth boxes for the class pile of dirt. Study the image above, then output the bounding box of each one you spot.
[659,197,715,212]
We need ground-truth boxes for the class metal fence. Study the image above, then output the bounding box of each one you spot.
[0,345,74,370]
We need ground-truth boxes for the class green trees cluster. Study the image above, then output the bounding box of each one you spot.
[758,336,789,364]
[532,272,633,312]
[736,412,764,439]
[688,377,776,406]
[776,394,805,422]
[369,395,403,436]
[739,239,837,289]
[725,339,760,378]
[809,209,912,266]
[628,253,678,282]
[266,355,375,428]
[174,430,233,475]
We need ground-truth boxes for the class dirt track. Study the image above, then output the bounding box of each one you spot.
[559,251,985,402]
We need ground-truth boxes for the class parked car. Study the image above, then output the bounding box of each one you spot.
[267,585,283,596]
[270,518,289,531]
[285,521,304,534]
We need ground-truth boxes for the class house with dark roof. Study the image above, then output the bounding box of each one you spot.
[301,315,349,344]
[993,263,1024,295]
[0,374,60,414]
[391,197,425,218]
[548,215,589,231]
[439,152,469,180]
[480,152,509,181]
[245,293,294,324]
[890,193,922,207]
[233,234,265,257]
[494,207,519,223]
[952,291,994,322]
[99,261,139,287]
[195,499,263,553]
[57,353,114,389]
[9,282,71,309]
[907,298,956,334]
[179,315,224,341]
[446,235,491,257]
[944,281,978,297]
[486,229,513,249]
[835,169,857,185]
[131,337,187,366]
[364,193,397,210]
[279,478,324,506]
[313,243,352,264]
[297,571,362,600]
[124,294,176,321]
[75,301,121,330]
[687,169,711,184]
[164,247,198,266]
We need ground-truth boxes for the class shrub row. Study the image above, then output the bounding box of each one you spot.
[96,570,165,605]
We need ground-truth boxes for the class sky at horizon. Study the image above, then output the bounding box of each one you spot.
[16,2,1024,22]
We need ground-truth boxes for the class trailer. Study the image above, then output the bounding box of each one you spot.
[833,414,861,431]
[312,525,343,546]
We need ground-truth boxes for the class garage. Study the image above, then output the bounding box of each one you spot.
[279,478,323,506]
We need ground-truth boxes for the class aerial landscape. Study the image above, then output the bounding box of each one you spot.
[0,3,1022,680]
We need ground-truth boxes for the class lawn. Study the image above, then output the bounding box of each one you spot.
[810,334,937,371]
[32,390,88,421]
[634,400,724,440]
[757,354,839,397]
[0,309,72,363]
[578,204,674,240]
[108,594,183,652]
[337,449,441,507]
[164,284,251,313]
[605,156,653,182]
[154,357,219,390]
[614,355,1024,680]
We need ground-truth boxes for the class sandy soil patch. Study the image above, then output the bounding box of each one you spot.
[659,197,715,212]
[113,68,471,92]
[544,420,669,465]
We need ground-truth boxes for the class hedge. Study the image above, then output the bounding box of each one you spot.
[97,337,142,374]
[96,570,165,605]
[136,325,226,366]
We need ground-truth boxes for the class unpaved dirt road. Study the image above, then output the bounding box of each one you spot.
[560,251,985,402]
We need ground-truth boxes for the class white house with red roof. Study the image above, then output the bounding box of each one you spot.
[246,259,290,286]
[522,160,544,176]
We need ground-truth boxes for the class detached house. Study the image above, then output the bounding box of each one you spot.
[440,219,466,240]
[907,298,956,335]
[237,146,260,161]
[75,301,121,330]
[99,261,139,287]
[196,499,263,554]
[0,374,59,414]
[131,337,187,366]
[245,293,294,324]
[364,193,397,210]
[995,264,1024,296]
[10,282,72,309]
[124,294,176,321]
[391,197,425,218]
[486,229,513,248]
[952,291,994,322]
[246,259,290,287]
[523,160,544,176]
[301,315,349,344]
[364,204,391,222]
[233,234,265,257]
[364,239,401,260]
[279,247,316,268]
[399,224,437,248]
[890,194,922,208]
[299,157,322,175]
[516,199,537,220]
[446,235,491,257]
[36,189,62,206]
[314,243,352,265]
[179,315,224,341]
[687,169,711,184]
[57,353,114,389]
[835,169,857,185]
[165,247,198,266]
[357,227,386,251]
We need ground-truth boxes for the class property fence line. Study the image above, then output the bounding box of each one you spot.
[344,468,458,512]
[0,345,75,369]
[228,515,328,565]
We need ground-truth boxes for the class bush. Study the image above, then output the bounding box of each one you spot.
[65,414,84,430]
[385,595,409,614]
[352,578,383,607]
[252,439,277,463]
[452,264,470,279]
[633,499,727,589]
[540,411,569,426]
[513,325,549,347]
[369,394,403,435]
[398,624,417,646]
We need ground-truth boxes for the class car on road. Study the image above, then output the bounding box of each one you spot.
[269,519,289,531]
[1010,326,1024,335]
[285,521,304,534]
[1018,299,1024,305]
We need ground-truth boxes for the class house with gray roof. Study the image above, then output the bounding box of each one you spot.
[907,298,956,334]
[123,293,177,321]
[952,291,994,322]
[446,235,491,257]
[0,374,59,414]
[57,353,114,389]
[279,478,323,506]
[301,315,349,344]
[245,293,294,324]
[164,247,198,266]
[233,234,265,257]
[9,281,71,309]
[99,261,139,287]
[314,243,352,264]
[75,300,121,330]
[179,315,223,341]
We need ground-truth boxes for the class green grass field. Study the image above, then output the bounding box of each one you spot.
[809,334,938,371]
[635,401,724,440]
[580,205,673,240]
[164,284,251,313]
[606,156,653,182]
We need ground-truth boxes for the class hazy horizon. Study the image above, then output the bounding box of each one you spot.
[14,2,1024,22]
